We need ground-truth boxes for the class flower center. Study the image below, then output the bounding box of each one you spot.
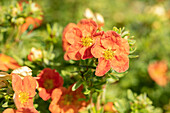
[103,49,115,60]
[81,37,93,47]
[43,79,54,90]
[19,92,29,104]
[62,94,73,105]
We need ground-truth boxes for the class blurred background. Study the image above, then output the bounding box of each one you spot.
[0,0,170,112]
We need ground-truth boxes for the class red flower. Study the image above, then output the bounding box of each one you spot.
[3,108,38,113]
[49,84,88,113]
[91,31,129,76]
[148,61,168,86]
[37,68,63,101]
[0,54,20,71]
[12,74,37,110]
[64,19,103,60]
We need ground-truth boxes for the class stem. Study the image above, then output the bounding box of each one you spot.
[96,93,101,111]
[102,84,106,105]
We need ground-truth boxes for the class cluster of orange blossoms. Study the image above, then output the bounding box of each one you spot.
[62,19,129,76]
[18,1,43,33]
[148,61,169,86]
[2,67,88,113]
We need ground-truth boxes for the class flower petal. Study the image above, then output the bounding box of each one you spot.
[51,87,66,100]
[3,108,16,113]
[62,23,77,51]
[79,46,93,60]
[67,43,82,60]
[111,53,129,73]
[91,38,105,58]
[116,38,129,55]
[0,63,8,71]
[23,76,36,97]
[65,27,82,45]
[95,58,111,76]
[101,31,121,49]
[77,19,98,37]
[39,88,51,101]
[12,74,22,92]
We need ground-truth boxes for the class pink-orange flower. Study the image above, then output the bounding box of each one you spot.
[37,68,63,101]
[0,54,20,71]
[49,84,88,113]
[3,108,38,113]
[64,19,103,60]
[91,31,129,76]
[148,61,168,86]
[12,73,37,110]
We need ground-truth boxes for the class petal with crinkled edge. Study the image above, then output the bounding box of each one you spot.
[91,38,105,58]
[67,43,82,60]
[95,58,111,76]
[77,19,98,37]
[101,31,121,49]
[65,27,82,45]
[79,46,93,60]
[110,53,129,73]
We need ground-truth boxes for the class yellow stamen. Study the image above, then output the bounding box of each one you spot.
[43,79,54,90]
[81,37,93,47]
[103,49,115,60]
[19,92,29,104]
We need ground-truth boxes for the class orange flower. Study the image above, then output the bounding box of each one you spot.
[64,19,104,60]
[21,17,42,33]
[148,61,168,86]
[12,73,37,110]
[27,47,42,61]
[49,84,88,113]
[104,102,117,113]
[0,54,20,71]
[37,68,63,101]
[91,31,129,76]
[3,108,38,113]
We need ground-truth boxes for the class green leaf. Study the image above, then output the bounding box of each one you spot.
[128,39,136,45]
[72,80,83,91]
[127,89,135,101]
[84,88,91,95]
[2,102,8,107]
[129,47,137,54]
[46,23,51,34]
[128,55,139,58]
[109,74,119,82]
